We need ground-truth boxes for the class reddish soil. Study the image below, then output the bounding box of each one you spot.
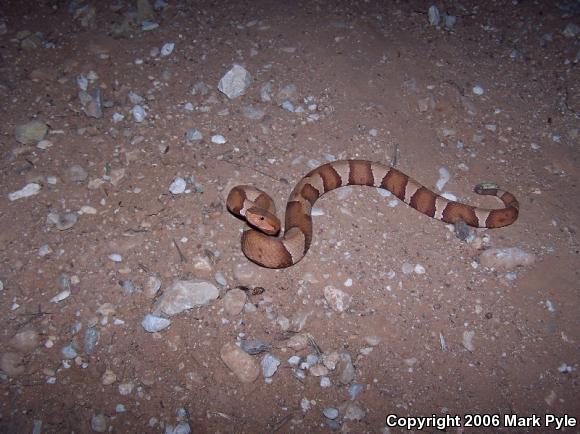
[0,0,578,433]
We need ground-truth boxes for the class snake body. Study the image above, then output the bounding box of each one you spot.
[227,160,519,269]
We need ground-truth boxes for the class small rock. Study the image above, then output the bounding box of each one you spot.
[563,23,580,38]
[108,253,123,263]
[84,327,99,354]
[131,105,146,122]
[428,5,440,26]
[365,336,381,346]
[118,382,133,395]
[309,364,329,377]
[261,353,280,378]
[479,247,536,269]
[218,64,252,99]
[191,81,210,96]
[160,42,175,56]
[214,272,227,286]
[10,329,40,352]
[462,330,475,352]
[185,128,203,141]
[414,264,426,274]
[47,212,78,231]
[323,408,339,420]
[337,352,355,385]
[220,342,260,383]
[436,167,450,191]
[401,263,414,274]
[153,279,219,317]
[348,383,364,400]
[101,369,117,385]
[224,289,247,315]
[322,352,340,370]
[280,100,295,112]
[144,276,162,298]
[50,290,71,303]
[444,14,457,29]
[61,344,77,359]
[9,183,41,201]
[15,120,48,144]
[38,244,52,257]
[211,135,226,144]
[472,85,484,96]
[260,82,272,102]
[90,414,107,433]
[169,177,187,194]
[343,403,366,421]
[323,286,351,312]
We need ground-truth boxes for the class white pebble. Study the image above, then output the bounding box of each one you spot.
[376,188,391,197]
[441,192,457,201]
[214,272,227,287]
[472,85,484,95]
[108,253,123,263]
[414,264,426,274]
[211,135,226,144]
[141,314,171,332]
[8,183,41,201]
[387,199,399,207]
[50,290,71,303]
[311,207,325,216]
[131,105,146,122]
[169,177,187,194]
[436,167,450,191]
[343,278,353,287]
[160,42,175,56]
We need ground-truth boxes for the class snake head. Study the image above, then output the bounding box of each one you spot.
[246,207,281,235]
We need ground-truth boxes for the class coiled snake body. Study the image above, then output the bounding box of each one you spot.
[227,160,519,269]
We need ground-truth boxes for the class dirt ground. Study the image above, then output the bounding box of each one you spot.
[0,0,578,433]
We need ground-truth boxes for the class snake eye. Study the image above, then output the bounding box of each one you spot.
[260,216,264,220]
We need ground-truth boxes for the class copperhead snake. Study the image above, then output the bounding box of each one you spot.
[227,160,519,269]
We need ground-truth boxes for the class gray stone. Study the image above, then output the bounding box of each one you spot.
[479,247,536,269]
[185,128,203,141]
[90,414,107,433]
[84,327,99,354]
[8,183,41,201]
[261,353,280,378]
[323,286,351,312]
[153,279,219,316]
[428,5,440,26]
[218,64,252,99]
[141,314,171,333]
[15,121,48,144]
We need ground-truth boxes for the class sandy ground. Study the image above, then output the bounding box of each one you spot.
[0,0,578,433]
